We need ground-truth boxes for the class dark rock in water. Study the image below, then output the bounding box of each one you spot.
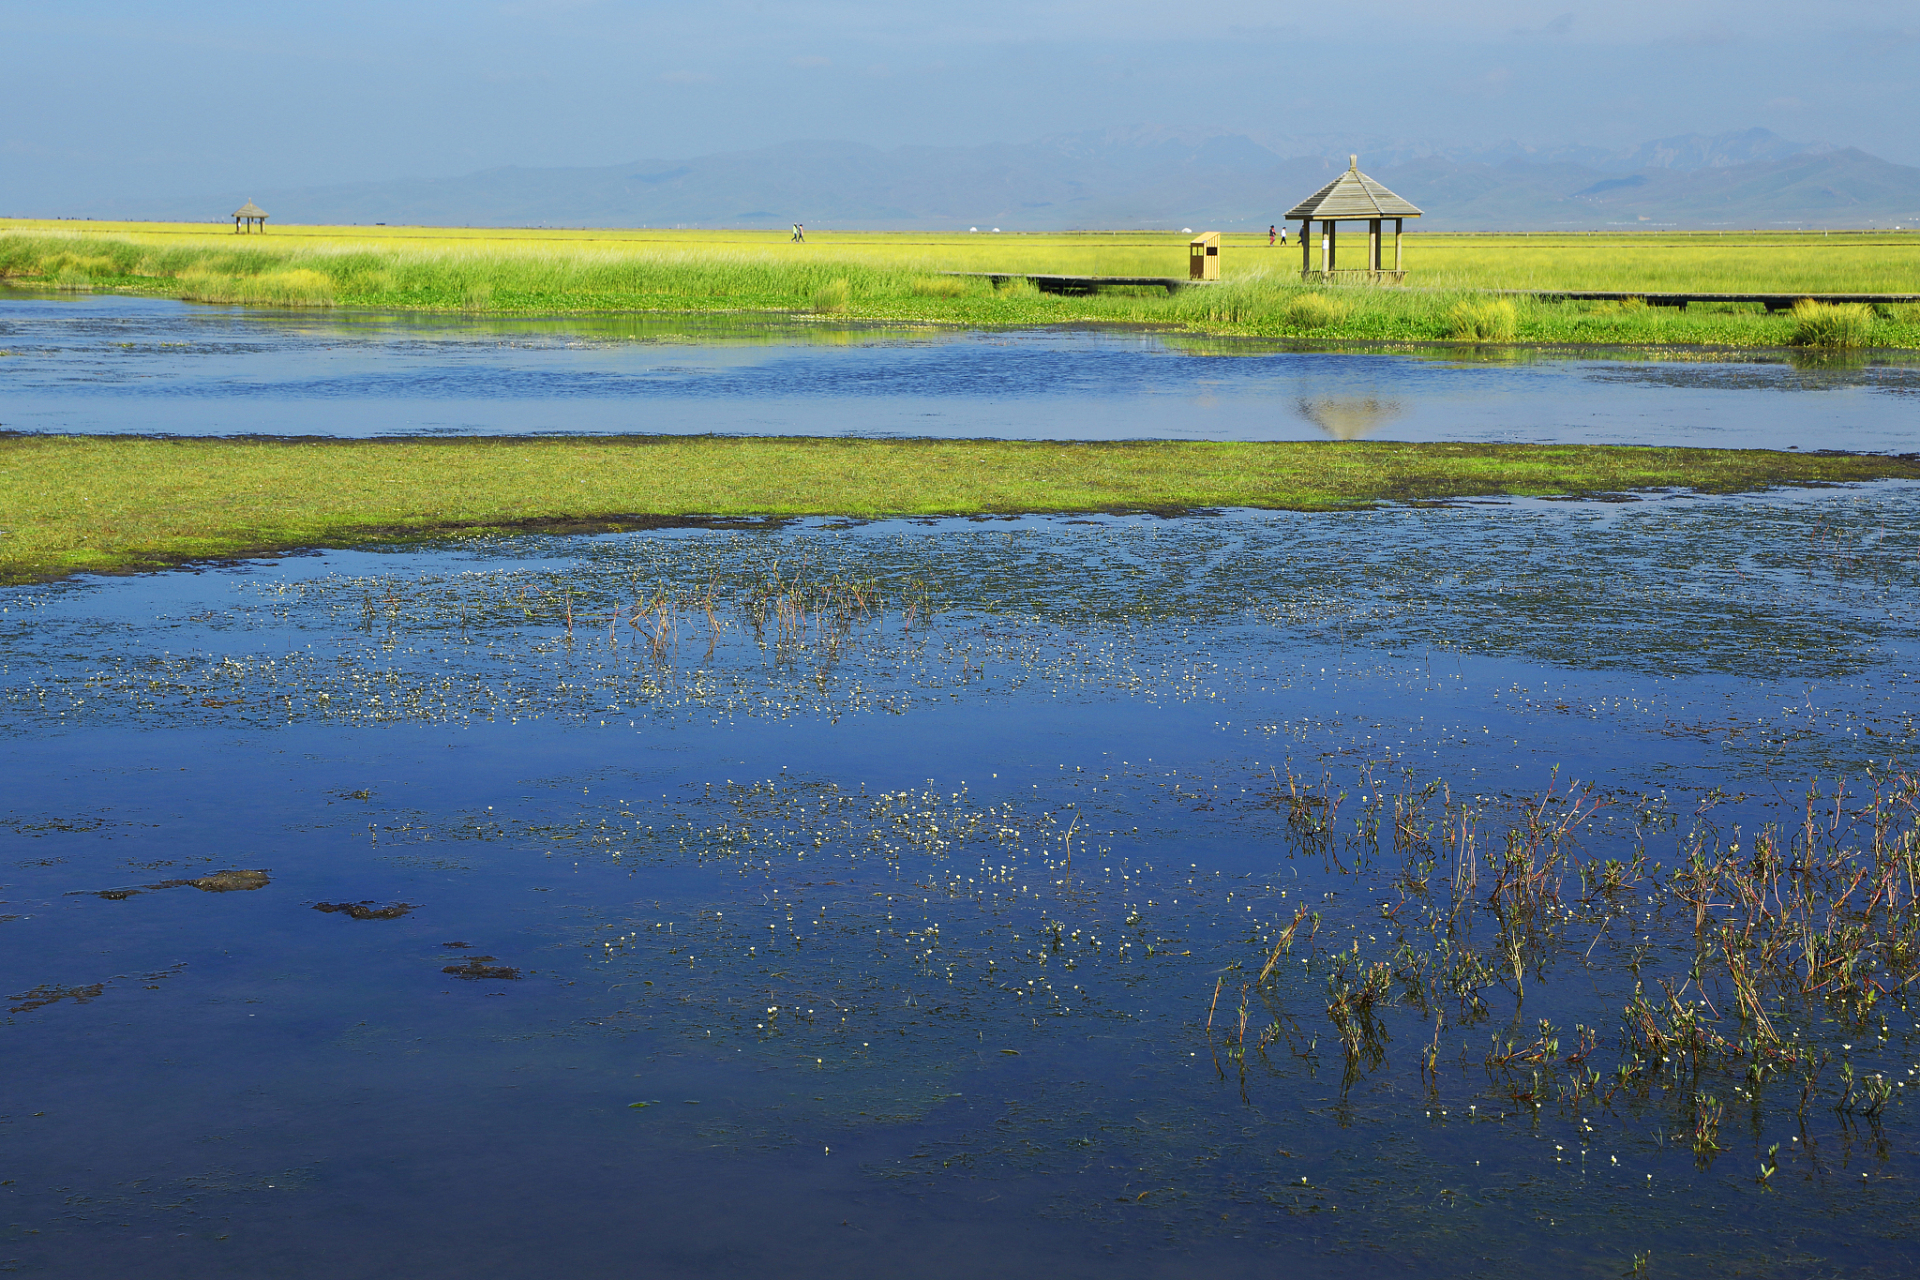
[10,982,105,1013]
[93,888,141,900]
[314,900,417,920]
[442,956,520,980]
[441,941,472,948]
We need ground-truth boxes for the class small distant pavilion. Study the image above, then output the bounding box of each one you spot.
[1286,157,1420,283]
[233,201,268,234]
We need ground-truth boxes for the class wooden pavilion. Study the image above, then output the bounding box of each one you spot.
[1286,157,1420,283]
[232,201,268,234]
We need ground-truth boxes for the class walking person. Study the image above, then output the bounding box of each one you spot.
[1269,224,1276,247]
[1278,224,1288,247]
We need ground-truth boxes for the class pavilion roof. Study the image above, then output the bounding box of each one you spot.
[233,201,268,218]
[1285,158,1421,220]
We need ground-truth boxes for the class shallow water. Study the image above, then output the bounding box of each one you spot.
[5,495,1920,1278]
[4,294,1919,448]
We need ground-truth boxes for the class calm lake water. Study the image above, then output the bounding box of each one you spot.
[5,295,1920,1278]
[3,294,1919,449]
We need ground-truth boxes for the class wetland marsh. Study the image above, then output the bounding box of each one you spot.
[6,222,1920,348]
[5,289,1920,1278]
[6,495,1920,1278]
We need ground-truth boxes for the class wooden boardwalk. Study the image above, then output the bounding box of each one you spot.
[944,272,1206,296]
[1508,290,1920,312]
[944,276,1918,310]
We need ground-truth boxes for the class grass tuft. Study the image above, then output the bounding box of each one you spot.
[177,266,337,306]
[1789,299,1874,348]
[1446,298,1519,342]
[1281,291,1354,330]
[910,275,969,298]
[810,278,852,313]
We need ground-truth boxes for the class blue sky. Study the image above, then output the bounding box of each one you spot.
[5,0,1915,208]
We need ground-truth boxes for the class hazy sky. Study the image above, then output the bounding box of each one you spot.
[5,0,1915,208]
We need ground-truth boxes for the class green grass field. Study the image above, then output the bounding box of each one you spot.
[5,220,1919,347]
[5,435,1916,584]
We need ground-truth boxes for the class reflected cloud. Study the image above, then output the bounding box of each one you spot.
[1296,396,1404,440]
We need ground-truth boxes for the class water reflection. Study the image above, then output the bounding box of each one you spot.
[1295,396,1403,440]
[3,294,1919,449]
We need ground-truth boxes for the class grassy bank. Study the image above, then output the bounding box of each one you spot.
[4,435,1916,583]
[5,222,1919,348]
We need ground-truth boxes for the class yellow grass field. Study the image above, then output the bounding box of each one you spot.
[8,218,1920,293]
[5,220,1918,347]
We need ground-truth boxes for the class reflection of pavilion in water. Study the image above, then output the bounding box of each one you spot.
[1296,397,1403,440]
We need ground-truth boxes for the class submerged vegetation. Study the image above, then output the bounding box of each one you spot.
[5,222,1920,348]
[6,434,1919,582]
[7,483,1920,1271]
[9,495,1918,1270]
[1219,766,1920,1134]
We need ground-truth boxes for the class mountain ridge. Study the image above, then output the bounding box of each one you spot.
[80,129,1920,232]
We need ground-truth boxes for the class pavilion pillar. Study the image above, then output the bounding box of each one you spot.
[1369,218,1381,272]
[1300,220,1310,276]
[1322,221,1333,275]
[1394,219,1402,272]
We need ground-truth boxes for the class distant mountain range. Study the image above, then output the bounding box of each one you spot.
[101,128,1920,231]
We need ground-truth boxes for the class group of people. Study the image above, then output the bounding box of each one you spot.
[1267,224,1290,246]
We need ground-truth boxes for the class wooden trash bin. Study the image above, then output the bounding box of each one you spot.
[1188,232,1220,281]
